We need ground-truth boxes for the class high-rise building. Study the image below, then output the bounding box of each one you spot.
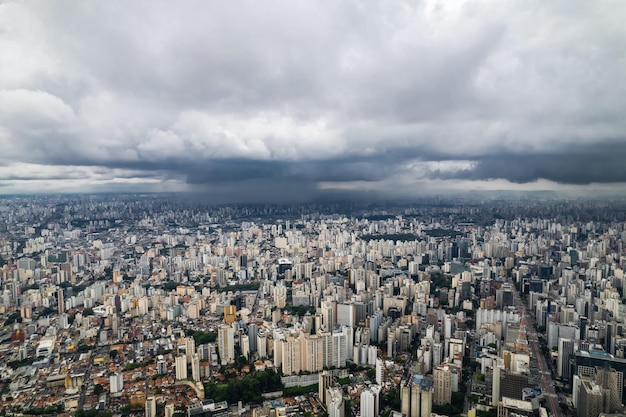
[248,323,258,353]
[192,354,201,382]
[146,396,157,417]
[241,335,250,359]
[217,324,235,365]
[557,338,577,380]
[326,386,345,417]
[110,372,123,394]
[279,336,301,375]
[360,385,381,417]
[175,355,188,380]
[300,333,324,373]
[224,305,237,325]
[165,404,175,417]
[433,364,452,405]
[375,358,384,385]
[319,371,333,405]
[331,330,347,368]
[257,330,267,359]
[492,366,501,406]
[186,336,196,362]
[57,289,64,314]
[157,359,168,375]
[595,367,621,412]
[337,303,355,327]
[400,375,433,417]
[577,379,603,417]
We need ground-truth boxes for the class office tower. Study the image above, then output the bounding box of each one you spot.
[165,404,175,417]
[360,385,381,417]
[595,367,621,413]
[248,323,258,353]
[319,371,332,405]
[500,370,529,401]
[433,364,452,405]
[327,386,345,417]
[217,324,235,365]
[146,396,157,417]
[577,379,603,417]
[110,372,123,394]
[175,355,188,380]
[557,338,576,380]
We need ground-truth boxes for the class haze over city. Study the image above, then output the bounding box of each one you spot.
[1,1,625,201]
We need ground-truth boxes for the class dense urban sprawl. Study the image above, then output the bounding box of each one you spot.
[1,195,626,417]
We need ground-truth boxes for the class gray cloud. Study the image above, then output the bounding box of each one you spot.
[434,141,626,185]
[0,0,625,198]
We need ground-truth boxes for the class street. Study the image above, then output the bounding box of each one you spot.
[512,282,563,417]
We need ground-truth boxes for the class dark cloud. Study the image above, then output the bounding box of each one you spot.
[434,141,626,185]
[0,1,625,197]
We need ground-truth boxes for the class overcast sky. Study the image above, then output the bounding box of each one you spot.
[1,0,625,201]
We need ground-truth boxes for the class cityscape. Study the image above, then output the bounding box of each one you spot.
[0,195,625,417]
[2,1,626,417]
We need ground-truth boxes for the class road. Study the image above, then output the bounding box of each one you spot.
[463,331,477,416]
[78,321,103,410]
[512,283,562,417]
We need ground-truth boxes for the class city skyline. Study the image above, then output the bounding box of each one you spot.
[1,1,625,201]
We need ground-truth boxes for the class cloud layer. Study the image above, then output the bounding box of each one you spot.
[1,0,625,199]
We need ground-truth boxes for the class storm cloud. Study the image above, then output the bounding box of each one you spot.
[0,1,625,199]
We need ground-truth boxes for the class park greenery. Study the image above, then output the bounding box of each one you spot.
[204,369,282,404]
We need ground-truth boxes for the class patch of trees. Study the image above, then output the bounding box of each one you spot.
[4,312,21,326]
[191,330,217,345]
[8,357,36,369]
[75,410,112,417]
[204,369,282,404]
[360,234,418,243]
[424,228,463,238]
